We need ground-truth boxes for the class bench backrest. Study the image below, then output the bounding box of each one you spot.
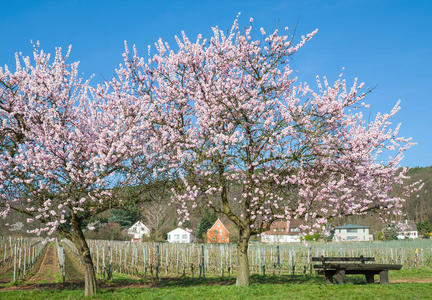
[312,256,375,264]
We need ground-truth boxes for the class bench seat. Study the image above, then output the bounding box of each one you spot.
[312,256,402,284]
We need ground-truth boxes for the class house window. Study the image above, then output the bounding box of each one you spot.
[221,236,224,241]
[213,236,216,240]
[182,234,187,239]
[347,229,357,233]
[273,228,277,232]
[215,230,218,235]
[347,236,357,240]
[217,223,220,227]
[219,229,222,234]
[281,228,285,232]
[290,228,300,232]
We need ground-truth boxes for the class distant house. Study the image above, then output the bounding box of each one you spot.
[397,220,418,240]
[8,222,24,232]
[127,221,150,241]
[167,228,194,243]
[261,220,302,243]
[333,224,373,242]
[207,219,229,243]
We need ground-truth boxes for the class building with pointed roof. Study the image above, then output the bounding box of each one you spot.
[397,220,418,239]
[207,218,230,243]
[167,227,194,243]
[261,220,302,243]
[127,221,150,241]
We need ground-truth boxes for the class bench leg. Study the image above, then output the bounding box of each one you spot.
[379,270,389,284]
[365,272,374,284]
[334,270,345,284]
[324,271,334,284]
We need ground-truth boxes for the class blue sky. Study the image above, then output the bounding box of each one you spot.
[1,0,431,167]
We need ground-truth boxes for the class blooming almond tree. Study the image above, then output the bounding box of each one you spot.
[123,18,417,286]
[0,45,152,296]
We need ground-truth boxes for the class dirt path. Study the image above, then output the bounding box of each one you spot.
[26,243,61,283]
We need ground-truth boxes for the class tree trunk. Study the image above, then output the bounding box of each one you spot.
[70,217,97,296]
[236,229,251,286]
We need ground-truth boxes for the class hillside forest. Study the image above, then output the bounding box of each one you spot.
[1,166,431,242]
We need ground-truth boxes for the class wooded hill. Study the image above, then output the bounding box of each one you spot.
[405,166,432,222]
[2,166,431,240]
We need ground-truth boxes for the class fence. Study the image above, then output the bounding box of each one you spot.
[62,239,432,280]
[0,236,46,282]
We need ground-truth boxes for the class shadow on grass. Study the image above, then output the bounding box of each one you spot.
[0,273,379,291]
[99,274,328,288]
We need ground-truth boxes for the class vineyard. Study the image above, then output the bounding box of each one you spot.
[0,237,45,283]
[1,237,432,285]
[67,239,432,280]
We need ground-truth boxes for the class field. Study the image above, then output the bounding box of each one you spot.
[81,239,432,279]
[1,271,431,299]
[1,237,432,299]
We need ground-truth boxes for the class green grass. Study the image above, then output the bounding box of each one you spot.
[389,267,432,280]
[0,268,13,282]
[0,268,431,299]
[1,282,431,300]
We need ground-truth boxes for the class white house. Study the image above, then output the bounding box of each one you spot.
[8,222,24,232]
[167,228,194,243]
[261,220,302,243]
[333,224,373,242]
[127,221,150,241]
[397,220,418,240]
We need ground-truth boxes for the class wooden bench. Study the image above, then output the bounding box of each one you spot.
[312,256,402,284]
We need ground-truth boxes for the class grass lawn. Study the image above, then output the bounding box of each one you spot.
[389,267,432,281]
[0,268,431,300]
[1,282,431,300]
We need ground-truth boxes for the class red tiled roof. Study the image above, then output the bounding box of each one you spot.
[262,220,302,236]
